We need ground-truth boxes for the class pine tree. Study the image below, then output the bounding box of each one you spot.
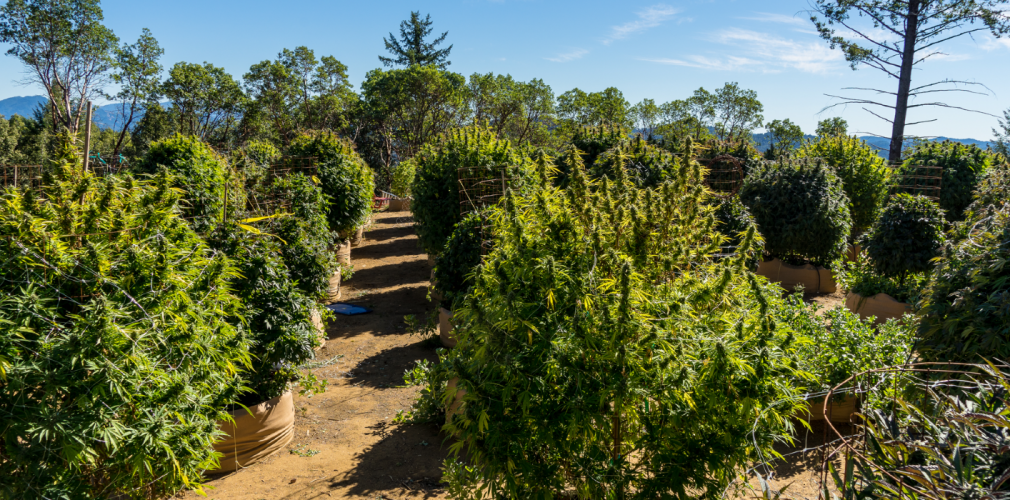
[379,11,452,69]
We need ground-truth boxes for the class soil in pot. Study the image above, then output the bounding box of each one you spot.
[211,391,295,472]
[844,292,912,324]
[439,307,456,348]
[756,258,836,294]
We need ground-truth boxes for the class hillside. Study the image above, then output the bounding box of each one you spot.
[0,95,164,130]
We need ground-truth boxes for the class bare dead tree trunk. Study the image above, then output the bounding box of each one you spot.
[889,0,921,164]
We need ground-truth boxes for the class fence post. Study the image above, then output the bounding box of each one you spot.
[83,101,93,172]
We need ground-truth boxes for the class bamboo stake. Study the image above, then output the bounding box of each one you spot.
[83,101,93,172]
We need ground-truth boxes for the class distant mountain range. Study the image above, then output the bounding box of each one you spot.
[1,95,995,154]
[0,95,164,130]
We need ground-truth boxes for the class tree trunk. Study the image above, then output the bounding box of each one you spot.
[888,0,921,164]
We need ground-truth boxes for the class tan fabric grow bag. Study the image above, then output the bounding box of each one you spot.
[327,268,342,303]
[446,377,466,426]
[311,307,326,350]
[756,258,836,294]
[388,198,411,212]
[350,226,365,247]
[806,395,858,423]
[439,307,456,348]
[335,240,351,268]
[846,244,862,263]
[845,292,912,324]
[212,392,294,472]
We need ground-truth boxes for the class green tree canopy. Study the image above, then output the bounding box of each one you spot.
[379,11,452,69]
[162,61,245,141]
[0,0,118,136]
[106,27,163,157]
[816,117,848,137]
[764,118,804,159]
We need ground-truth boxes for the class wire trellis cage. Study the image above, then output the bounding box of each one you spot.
[0,163,127,190]
[698,155,745,199]
[457,165,516,255]
[889,164,942,201]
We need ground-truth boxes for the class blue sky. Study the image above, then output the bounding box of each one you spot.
[1,0,1008,139]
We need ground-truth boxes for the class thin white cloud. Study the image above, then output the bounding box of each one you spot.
[981,36,1010,51]
[739,12,807,26]
[604,4,679,45]
[644,28,844,74]
[545,48,589,63]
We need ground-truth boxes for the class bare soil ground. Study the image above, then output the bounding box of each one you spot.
[185,209,850,500]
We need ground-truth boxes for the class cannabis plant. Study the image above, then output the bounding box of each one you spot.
[286,131,374,236]
[592,135,681,189]
[899,141,997,223]
[0,139,250,498]
[433,212,484,309]
[439,149,805,499]
[411,125,534,256]
[740,159,852,266]
[863,194,945,286]
[267,173,338,300]
[796,135,890,237]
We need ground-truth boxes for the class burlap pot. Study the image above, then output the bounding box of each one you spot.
[335,240,351,268]
[846,244,863,263]
[806,394,858,424]
[439,307,456,348]
[446,377,466,426]
[327,268,341,303]
[388,198,411,212]
[311,307,326,350]
[350,226,365,247]
[212,392,294,472]
[845,292,912,324]
[756,258,836,294]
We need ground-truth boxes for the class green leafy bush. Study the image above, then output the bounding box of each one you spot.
[391,158,416,198]
[863,194,945,284]
[438,151,805,498]
[899,140,997,222]
[796,135,890,237]
[411,125,533,256]
[777,294,915,392]
[433,213,483,309]
[918,203,1010,364]
[972,160,1010,210]
[740,159,852,266]
[136,134,234,231]
[591,135,681,188]
[835,258,929,304]
[267,174,338,300]
[286,131,374,236]
[554,124,627,186]
[0,143,250,497]
[205,222,323,405]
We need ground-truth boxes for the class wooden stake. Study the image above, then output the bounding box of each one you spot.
[83,101,93,172]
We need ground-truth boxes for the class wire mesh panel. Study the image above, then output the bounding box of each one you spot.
[889,164,942,200]
[0,164,127,189]
[457,165,515,255]
[698,155,745,198]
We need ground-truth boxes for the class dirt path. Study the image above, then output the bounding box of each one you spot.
[189,208,450,500]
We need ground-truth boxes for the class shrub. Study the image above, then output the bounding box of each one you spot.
[286,131,374,236]
[863,194,945,284]
[835,258,929,304]
[554,124,627,185]
[740,159,852,266]
[391,158,416,198]
[438,151,805,498]
[267,174,338,300]
[796,135,890,237]
[778,295,915,392]
[899,140,997,222]
[205,221,324,405]
[412,125,533,256]
[0,141,250,497]
[917,203,1010,364]
[433,213,483,309]
[591,135,681,188]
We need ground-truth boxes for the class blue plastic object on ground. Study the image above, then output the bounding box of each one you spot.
[326,303,372,315]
